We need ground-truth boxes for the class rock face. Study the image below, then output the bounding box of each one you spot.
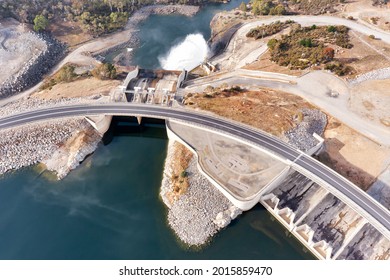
[42,128,102,179]
[368,166,390,210]
[161,140,241,246]
[213,206,242,228]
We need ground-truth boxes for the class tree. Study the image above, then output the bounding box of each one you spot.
[239,2,247,12]
[323,47,335,61]
[91,63,117,80]
[33,15,49,32]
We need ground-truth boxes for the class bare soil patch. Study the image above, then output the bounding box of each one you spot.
[349,79,390,128]
[185,87,314,137]
[49,18,93,48]
[33,77,120,100]
[319,117,390,190]
[243,51,305,76]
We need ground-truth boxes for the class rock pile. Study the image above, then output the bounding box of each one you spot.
[0,33,66,99]
[349,67,390,85]
[285,109,327,152]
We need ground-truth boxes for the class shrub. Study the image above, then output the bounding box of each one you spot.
[91,63,117,80]
[323,47,335,61]
[267,38,278,50]
[239,2,247,12]
[299,38,313,47]
[327,25,337,32]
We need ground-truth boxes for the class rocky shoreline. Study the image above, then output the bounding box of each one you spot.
[0,96,107,179]
[0,117,98,177]
[160,139,242,246]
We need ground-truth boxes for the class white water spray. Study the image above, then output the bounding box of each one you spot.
[159,33,209,71]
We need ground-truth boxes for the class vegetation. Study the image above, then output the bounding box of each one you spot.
[267,25,353,73]
[248,0,343,15]
[239,2,247,12]
[0,0,216,36]
[40,64,78,90]
[325,62,354,76]
[323,47,335,61]
[250,0,287,15]
[286,0,340,15]
[299,38,313,47]
[91,63,117,80]
[33,15,49,32]
[79,11,129,35]
[246,20,294,39]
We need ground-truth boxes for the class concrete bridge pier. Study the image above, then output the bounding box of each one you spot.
[85,115,113,135]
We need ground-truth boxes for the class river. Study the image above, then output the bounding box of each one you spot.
[0,1,314,260]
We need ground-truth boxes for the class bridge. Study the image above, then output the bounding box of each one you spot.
[1,102,390,253]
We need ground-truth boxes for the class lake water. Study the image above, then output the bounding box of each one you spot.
[0,1,314,260]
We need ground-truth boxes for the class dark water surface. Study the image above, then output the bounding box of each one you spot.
[0,1,314,260]
[0,126,312,259]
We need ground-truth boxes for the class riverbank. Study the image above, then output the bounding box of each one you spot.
[0,96,108,179]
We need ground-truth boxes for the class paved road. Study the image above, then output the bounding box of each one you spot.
[1,103,390,238]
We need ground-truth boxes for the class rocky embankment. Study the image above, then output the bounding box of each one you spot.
[0,118,100,177]
[0,96,106,178]
[161,140,242,246]
[0,33,65,99]
[349,67,390,85]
